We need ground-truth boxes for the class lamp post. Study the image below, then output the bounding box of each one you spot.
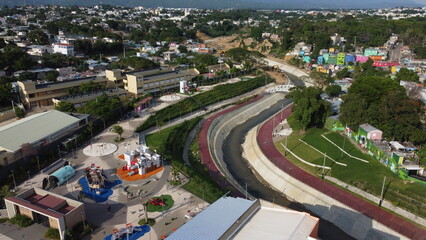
[11,170,16,191]
[57,145,61,158]
[36,156,40,172]
[27,171,32,188]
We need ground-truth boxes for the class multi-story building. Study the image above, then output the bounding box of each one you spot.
[106,68,198,98]
[52,87,128,107]
[52,43,74,57]
[17,76,117,109]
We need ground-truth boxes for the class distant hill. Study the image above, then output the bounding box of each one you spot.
[0,0,424,9]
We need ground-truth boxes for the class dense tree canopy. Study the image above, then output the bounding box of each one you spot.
[27,29,49,45]
[54,101,76,112]
[78,94,121,121]
[286,87,330,131]
[110,57,159,70]
[340,75,424,143]
[0,78,16,109]
[395,68,420,83]
[0,45,36,71]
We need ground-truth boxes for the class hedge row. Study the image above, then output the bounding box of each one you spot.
[136,75,272,132]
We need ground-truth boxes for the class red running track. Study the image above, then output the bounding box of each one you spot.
[257,105,426,239]
[198,95,264,197]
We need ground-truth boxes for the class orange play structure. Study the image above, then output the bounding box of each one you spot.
[116,166,163,181]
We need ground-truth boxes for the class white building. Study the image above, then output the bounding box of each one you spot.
[168,197,319,240]
[52,43,74,57]
[27,45,53,56]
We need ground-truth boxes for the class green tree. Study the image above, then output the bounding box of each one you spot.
[335,68,351,79]
[79,81,104,93]
[286,87,330,130]
[373,91,423,141]
[44,228,60,240]
[44,71,59,82]
[395,68,419,83]
[27,29,49,45]
[250,27,263,42]
[112,125,124,140]
[79,94,121,121]
[325,85,341,97]
[14,107,25,118]
[178,45,188,53]
[42,54,69,68]
[339,94,369,131]
[55,101,76,112]
[113,57,159,70]
[0,78,15,108]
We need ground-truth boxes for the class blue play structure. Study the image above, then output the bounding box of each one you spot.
[78,176,121,203]
[104,225,150,240]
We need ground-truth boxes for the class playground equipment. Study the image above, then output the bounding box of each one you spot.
[110,223,142,240]
[85,164,106,194]
[122,144,162,176]
[43,165,75,189]
[150,198,166,206]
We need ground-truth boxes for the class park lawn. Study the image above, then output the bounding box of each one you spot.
[276,128,426,219]
[146,118,225,204]
[147,195,174,212]
[145,127,175,155]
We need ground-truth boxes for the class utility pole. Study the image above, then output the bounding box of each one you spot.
[322,154,326,179]
[379,176,387,207]
[27,171,32,188]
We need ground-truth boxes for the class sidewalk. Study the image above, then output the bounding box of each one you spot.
[325,176,426,226]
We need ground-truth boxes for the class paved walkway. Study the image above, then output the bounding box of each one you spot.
[182,119,205,166]
[325,176,426,227]
[83,142,118,157]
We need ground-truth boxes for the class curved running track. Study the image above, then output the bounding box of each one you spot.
[256,105,426,239]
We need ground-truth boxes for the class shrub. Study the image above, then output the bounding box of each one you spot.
[8,214,34,227]
[44,228,60,240]
[138,218,156,226]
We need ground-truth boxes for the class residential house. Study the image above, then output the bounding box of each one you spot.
[52,43,74,57]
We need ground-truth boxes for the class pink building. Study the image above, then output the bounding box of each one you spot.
[356,55,369,63]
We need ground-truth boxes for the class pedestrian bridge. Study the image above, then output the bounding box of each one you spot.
[265,84,295,93]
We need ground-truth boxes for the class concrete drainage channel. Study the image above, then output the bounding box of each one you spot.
[207,93,286,199]
[208,93,355,240]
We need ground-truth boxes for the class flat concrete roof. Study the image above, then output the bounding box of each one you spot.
[232,206,318,240]
[0,110,81,152]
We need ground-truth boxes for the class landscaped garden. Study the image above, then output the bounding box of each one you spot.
[136,75,272,132]
[275,128,426,219]
[145,117,226,203]
[147,195,174,212]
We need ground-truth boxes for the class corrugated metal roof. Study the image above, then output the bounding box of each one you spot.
[0,110,80,152]
[359,123,381,133]
[167,197,256,240]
